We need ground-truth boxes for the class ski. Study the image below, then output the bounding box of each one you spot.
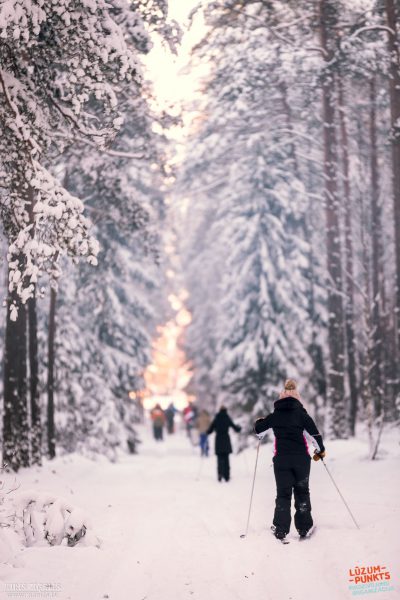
[299,525,316,541]
[270,526,290,544]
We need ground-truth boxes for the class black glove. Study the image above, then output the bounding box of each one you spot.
[253,418,265,434]
[254,418,270,440]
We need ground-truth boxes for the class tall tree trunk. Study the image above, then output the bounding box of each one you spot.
[337,75,358,435]
[360,193,384,460]
[369,77,384,417]
[318,0,347,437]
[27,184,42,466]
[385,0,400,389]
[304,162,328,415]
[47,287,57,459]
[3,265,29,471]
[28,290,41,465]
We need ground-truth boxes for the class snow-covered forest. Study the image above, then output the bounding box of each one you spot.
[0,0,399,598]
[178,0,400,451]
[0,0,177,470]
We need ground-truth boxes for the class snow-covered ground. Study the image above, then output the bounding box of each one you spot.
[0,424,399,600]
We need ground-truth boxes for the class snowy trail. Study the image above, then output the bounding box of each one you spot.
[0,425,399,600]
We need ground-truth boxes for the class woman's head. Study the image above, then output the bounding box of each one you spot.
[279,379,301,400]
[284,379,296,391]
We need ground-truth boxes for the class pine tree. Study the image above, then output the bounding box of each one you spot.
[0,0,158,468]
[178,1,318,419]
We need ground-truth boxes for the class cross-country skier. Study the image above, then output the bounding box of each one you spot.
[254,379,325,541]
[183,402,198,444]
[196,409,212,457]
[207,406,241,481]
[165,402,177,434]
[150,403,166,441]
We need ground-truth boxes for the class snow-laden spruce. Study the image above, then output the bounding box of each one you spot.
[176,0,399,439]
[45,83,169,459]
[0,0,174,471]
[0,0,145,310]
[177,4,325,419]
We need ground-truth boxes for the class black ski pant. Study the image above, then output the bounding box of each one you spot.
[272,454,312,534]
[217,453,230,481]
[153,425,163,441]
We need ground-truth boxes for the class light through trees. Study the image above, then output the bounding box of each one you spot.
[143,291,192,411]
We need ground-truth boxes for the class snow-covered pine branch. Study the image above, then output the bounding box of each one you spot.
[0,0,147,303]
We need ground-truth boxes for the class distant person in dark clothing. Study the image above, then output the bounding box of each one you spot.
[150,404,165,441]
[165,402,177,434]
[254,379,326,541]
[207,406,241,481]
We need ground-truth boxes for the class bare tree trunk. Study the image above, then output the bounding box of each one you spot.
[385,0,400,391]
[305,174,328,414]
[308,235,328,402]
[27,185,42,466]
[337,75,358,435]
[28,291,41,465]
[3,265,29,471]
[380,290,396,419]
[360,194,384,460]
[369,77,384,417]
[47,287,57,459]
[318,0,347,437]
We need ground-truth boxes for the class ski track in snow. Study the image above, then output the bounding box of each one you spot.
[0,425,399,600]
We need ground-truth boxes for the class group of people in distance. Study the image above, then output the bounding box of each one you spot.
[150,401,242,482]
[149,378,326,542]
[150,401,213,453]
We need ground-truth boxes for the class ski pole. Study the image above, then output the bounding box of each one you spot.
[240,440,261,539]
[320,458,360,530]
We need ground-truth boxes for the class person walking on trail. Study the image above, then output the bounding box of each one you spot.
[183,402,198,444]
[165,402,177,435]
[207,406,242,481]
[150,403,166,441]
[196,409,212,457]
[254,379,325,541]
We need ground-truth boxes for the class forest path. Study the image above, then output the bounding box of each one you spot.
[0,424,399,600]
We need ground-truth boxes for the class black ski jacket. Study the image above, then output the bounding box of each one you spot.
[254,397,325,456]
[207,409,241,455]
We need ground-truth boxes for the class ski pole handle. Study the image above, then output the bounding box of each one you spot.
[313,451,326,461]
